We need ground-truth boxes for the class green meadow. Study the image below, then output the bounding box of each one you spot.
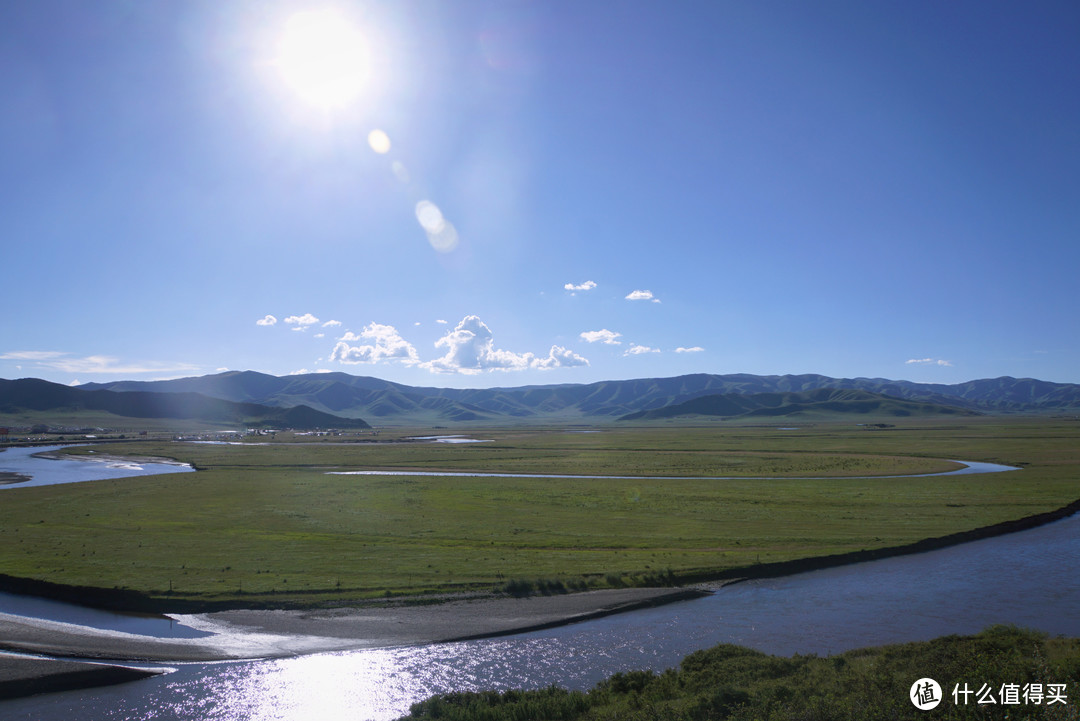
[0,418,1077,609]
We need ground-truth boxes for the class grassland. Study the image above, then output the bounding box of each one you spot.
[0,417,1077,609]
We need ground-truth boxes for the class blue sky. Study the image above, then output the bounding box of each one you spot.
[2,1,1078,388]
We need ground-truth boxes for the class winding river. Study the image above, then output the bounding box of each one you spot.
[0,447,1076,721]
[0,445,194,489]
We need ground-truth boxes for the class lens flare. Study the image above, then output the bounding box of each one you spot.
[415,200,459,253]
[367,129,391,154]
[415,200,445,234]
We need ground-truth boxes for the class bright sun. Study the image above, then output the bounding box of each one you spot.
[273,9,370,110]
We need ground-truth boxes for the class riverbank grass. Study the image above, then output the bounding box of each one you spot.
[401,626,1080,720]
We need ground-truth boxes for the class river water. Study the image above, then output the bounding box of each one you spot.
[0,445,194,489]
[0,449,1076,720]
[327,459,1016,480]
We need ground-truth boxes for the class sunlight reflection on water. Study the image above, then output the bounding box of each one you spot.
[151,641,576,721]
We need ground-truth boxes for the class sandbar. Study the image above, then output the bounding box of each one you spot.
[0,653,162,700]
[0,587,705,698]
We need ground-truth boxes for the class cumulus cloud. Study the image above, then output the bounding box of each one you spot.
[564,280,597,292]
[626,290,660,303]
[256,315,278,326]
[330,323,420,366]
[580,329,622,345]
[534,345,590,369]
[322,320,342,327]
[285,313,320,328]
[905,358,953,367]
[625,344,660,356]
[436,319,448,324]
[422,316,530,374]
[421,316,588,374]
[675,346,705,353]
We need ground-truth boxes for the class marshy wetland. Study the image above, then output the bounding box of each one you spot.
[1,417,1078,718]
[1,419,1076,608]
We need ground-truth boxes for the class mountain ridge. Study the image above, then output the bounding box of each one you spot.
[618,388,978,421]
[71,370,1080,424]
[0,378,370,429]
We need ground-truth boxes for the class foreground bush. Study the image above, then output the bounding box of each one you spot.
[402,626,1080,720]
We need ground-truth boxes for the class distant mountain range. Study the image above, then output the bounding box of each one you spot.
[618,388,977,421]
[62,370,1080,425]
[0,378,370,429]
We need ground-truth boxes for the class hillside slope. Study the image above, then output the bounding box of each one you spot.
[77,370,1080,423]
[618,388,977,421]
[0,378,370,429]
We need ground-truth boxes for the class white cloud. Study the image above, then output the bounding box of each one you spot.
[564,280,597,292]
[256,315,278,326]
[326,317,592,375]
[675,346,705,353]
[625,344,660,356]
[322,320,342,327]
[436,319,448,324]
[422,316,531,374]
[314,333,325,338]
[420,315,587,374]
[625,289,659,302]
[289,368,334,375]
[580,329,622,345]
[533,345,590,369]
[906,358,953,367]
[0,351,67,361]
[285,313,320,328]
[0,351,199,375]
[330,323,420,366]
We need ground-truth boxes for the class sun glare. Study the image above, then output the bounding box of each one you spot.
[274,9,370,110]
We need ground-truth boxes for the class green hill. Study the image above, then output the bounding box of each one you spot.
[0,378,369,429]
[618,388,978,421]
[74,370,1080,425]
